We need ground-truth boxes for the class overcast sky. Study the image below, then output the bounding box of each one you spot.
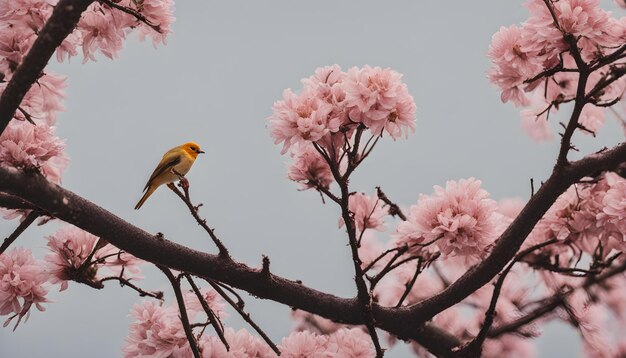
[2,1,625,357]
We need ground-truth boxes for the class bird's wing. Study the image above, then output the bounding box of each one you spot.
[142,151,182,192]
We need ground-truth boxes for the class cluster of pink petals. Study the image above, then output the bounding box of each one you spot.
[269,64,416,154]
[287,143,334,190]
[343,65,416,138]
[279,328,375,357]
[393,178,499,259]
[528,173,626,259]
[44,225,143,291]
[44,225,101,291]
[343,192,388,233]
[489,1,625,140]
[0,247,50,328]
[124,301,190,358]
[199,327,275,357]
[0,120,68,184]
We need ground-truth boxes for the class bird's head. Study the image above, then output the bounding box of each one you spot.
[181,142,205,158]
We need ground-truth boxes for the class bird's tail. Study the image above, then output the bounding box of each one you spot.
[134,186,157,210]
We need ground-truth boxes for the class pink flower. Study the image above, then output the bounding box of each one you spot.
[77,4,129,62]
[487,25,543,106]
[44,225,100,291]
[269,88,339,154]
[182,285,227,320]
[287,143,334,190]
[96,244,145,280]
[124,301,189,358]
[134,0,176,46]
[394,178,499,259]
[0,247,50,328]
[343,65,416,138]
[342,192,387,233]
[279,330,329,358]
[326,328,375,358]
[0,120,68,184]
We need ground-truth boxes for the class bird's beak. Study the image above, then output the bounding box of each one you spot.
[198,150,205,154]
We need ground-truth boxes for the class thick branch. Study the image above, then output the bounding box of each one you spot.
[0,0,95,135]
[0,166,459,356]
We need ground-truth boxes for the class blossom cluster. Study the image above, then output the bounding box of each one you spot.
[0,225,144,327]
[526,172,626,260]
[487,0,626,141]
[125,298,376,357]
[270,65,416,191]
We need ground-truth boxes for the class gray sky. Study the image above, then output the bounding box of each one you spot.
[2,1,624,357]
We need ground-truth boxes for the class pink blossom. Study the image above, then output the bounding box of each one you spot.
[96,244,145,280]
[0,120,68,184]
[343,65,416,138]
[287,143,334,190]
[269,88,339,154]
[342,192,388,233]
[279,330,329,358]
[597,172,626,242]
[524,0,613,61]
[0,247,49,328]
[182,285,227,320]
[124,301,189,358]
[44,225,100,291]
[617,0,626,9]
[394,178,498,259]
[212,327,275,357]
[77,4,129,62]
[134,0,176,46]
[326,328,375,358]
[487,25,543,106]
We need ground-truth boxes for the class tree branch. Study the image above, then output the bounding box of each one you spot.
[0,165,461,356]
[0,0,95,135]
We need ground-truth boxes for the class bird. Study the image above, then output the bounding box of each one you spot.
[134,141,204,210]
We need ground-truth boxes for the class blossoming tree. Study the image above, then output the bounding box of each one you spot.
[1,0,626,357]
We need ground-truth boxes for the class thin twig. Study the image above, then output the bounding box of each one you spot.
[376,187,407,221]
[159,266,201,358]
[99,276,163,299]
[395,258,423,308]
[184,274,229,351]
[0,211,40,254]
[167,180,230,258]
[206,280,281,355]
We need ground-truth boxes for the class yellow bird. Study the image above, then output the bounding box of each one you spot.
[134,142,204,210]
